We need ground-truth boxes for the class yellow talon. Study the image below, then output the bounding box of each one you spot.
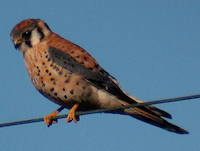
[43,107,64,127]
[66,103,79,123]
[44,110,59,126]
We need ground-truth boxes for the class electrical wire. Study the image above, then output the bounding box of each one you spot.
[0,94,199,128]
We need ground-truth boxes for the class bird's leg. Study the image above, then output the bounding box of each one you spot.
[66,103,79,123]
[44,106,64,127]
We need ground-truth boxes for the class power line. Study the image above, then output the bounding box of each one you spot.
[0,94,200,128]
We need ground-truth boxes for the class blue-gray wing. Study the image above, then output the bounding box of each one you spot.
[48,47,171,118]
[48,47,135,102]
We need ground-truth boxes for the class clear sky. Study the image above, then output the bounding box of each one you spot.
[1,1,200,151]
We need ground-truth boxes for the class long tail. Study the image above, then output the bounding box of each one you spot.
[126,107,188,134]
[119,96,189,134]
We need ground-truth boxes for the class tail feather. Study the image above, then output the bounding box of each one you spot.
[120,99,189,134]
[125,94,172,119]
[146,106,172,119]
[130,113,189,134]
[114,89,188,134]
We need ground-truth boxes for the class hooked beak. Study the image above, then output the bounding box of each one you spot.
[13,39,22,49]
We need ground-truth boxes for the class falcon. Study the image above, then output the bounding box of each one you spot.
[10,19,188,134]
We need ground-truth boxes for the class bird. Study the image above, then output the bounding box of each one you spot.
[10,18,188,134]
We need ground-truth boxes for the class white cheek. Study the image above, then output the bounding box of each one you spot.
[30,29,41,46]
[20,43,31,53]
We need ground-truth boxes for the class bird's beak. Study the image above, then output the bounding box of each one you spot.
[13,39,22,49]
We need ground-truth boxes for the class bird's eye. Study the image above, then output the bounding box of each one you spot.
[22,30,31,40]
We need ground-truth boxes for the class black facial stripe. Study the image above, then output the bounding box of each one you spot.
[25,40,32,47]
[22,30,32,40]
[44,23,51,31]
[37,27,45,41]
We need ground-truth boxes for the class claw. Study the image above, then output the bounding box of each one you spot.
[66,103,79,123]
[43,107,64,127]
[44,110,59,127]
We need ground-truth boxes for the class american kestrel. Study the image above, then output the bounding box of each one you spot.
[10,19,188,134]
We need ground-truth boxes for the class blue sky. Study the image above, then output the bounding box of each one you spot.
[1,1,200,151]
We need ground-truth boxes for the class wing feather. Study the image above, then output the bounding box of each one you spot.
[48,46,171,119]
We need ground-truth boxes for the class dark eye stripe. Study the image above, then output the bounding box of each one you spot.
[37,27,45,41]
[44,23,51,31]
[25,41,32,47]
[22,30,31,40]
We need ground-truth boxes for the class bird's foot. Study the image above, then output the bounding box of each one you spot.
[66,103,79,123]
[44,110,59,127]
[44,107,64,127]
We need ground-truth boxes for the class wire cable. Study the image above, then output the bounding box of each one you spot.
[0,94,200,128]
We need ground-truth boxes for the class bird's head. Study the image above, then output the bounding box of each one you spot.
[10,19,51,53]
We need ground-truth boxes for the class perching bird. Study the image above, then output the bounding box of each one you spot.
[10,19,188,134]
